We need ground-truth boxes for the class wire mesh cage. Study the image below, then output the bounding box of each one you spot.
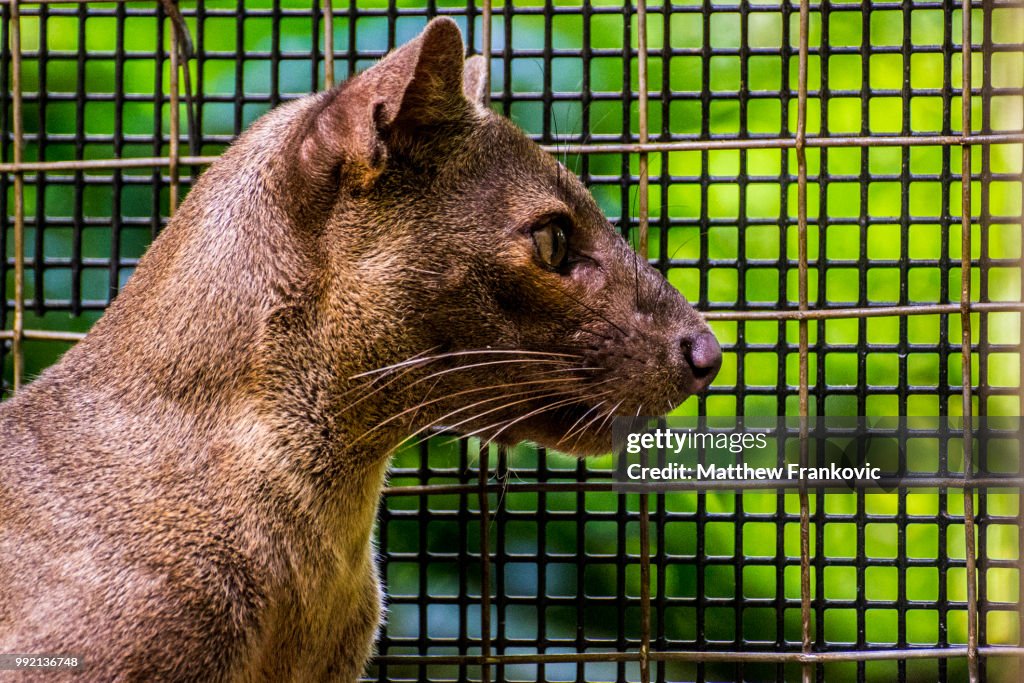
[1,1,1022,682]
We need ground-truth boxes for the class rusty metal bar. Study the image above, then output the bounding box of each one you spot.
[701,301,1024,321]
[636,0,650,260]
[6,302,1019,346]
[0,0,107,3]
[959,0,980,680]
[0,155,220,172]
[633,0,652,680]
[476,5,494,680]
[480,0,491,107]
[478,444,492,683]
[9,0,23,391]
[542,132,1024,154]
[4,0,1024,7]
[1019,103,1024,681]
[2,0,132,3]
[370,646,1024,667]
[322,0,333,89]
[381,475,1024,497]
[158,0,196,167]
[0,329,86,342]
[794,0,813,680]
[166,1,180,214]
[0,133,1021,175]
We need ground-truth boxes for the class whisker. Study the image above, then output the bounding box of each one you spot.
[363,386,579,450]
[471,391,614,448]
[338,362,426,415]
[510,376,618,441]
[568,398,623,455]
[487,449,518,534]
[565,401,610,454]
[596,399,625,435]
[346,356,582,418]
[546,287,630,339]
[557,402,605,446]
[565,399,613,451]
[407,374,446,430]
[430,389,583,441]
[545,327,616,346]
[402,357,577,392]
[334,346,440,404]
[524,366,604,379]
[351,349,582,379]
[357,376,588,440]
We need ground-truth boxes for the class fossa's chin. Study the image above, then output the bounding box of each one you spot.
[479,404,616,457]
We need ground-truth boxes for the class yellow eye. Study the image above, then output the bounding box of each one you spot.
[532,222,568,270]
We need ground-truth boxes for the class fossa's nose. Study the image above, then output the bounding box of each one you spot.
[681,331,722,391]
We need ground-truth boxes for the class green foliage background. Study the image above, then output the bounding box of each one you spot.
[3,1,1022,681]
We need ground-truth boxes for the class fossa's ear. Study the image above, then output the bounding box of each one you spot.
[301,17,470,188]
[462,55,489,109]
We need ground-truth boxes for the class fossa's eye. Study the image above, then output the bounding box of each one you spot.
[532,221,569,270]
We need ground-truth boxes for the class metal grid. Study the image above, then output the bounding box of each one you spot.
[1,1,1023,682]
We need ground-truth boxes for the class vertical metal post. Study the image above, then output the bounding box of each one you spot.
[1019,120,1024,683]
[481,0,491,107]
[168,9,181,215]
[323,0,334,90]
[635,1,652,681]
[636,0,649,261]
[795,0,812,681]
[478,6,494,682]
[959,1,979,681]
[478,444,492,683]
[9,0,22,391]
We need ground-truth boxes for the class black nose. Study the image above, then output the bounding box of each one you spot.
[682,331,722,388]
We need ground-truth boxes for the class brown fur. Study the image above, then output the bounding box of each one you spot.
[0,19,718,681]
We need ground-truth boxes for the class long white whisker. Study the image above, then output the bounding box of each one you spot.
[482,393,614,448]
[348,345,440,381]
[355,376,588,441]
[558,402,604,445]
[338,362,426,415]
[596,400,625,435]
[351,349,582,379]
[402,358,576,391]
[525,366,604,378]
[333,346,441,405]
[566,399,612,451]
[359,386,578,449]
[427,389,586,442]
[471,391,615,447]
[346,357,584,417]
